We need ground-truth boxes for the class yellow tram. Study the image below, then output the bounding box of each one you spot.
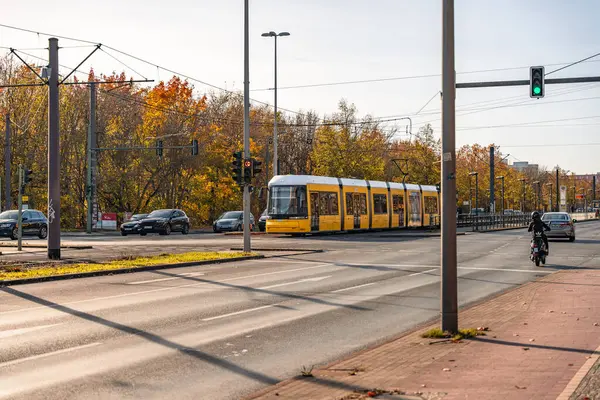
[265,175,440,234]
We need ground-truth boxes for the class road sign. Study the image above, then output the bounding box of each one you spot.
[22,195,29,202]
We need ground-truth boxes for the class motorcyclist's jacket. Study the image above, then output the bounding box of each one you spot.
[528,219,550,234]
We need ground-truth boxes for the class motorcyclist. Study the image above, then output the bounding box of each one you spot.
[528,211,551,255]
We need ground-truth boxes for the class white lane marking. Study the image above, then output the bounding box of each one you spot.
[258,275,332,290]
[0,263,332,315]
[127,272,205,285]
[331,268,437,294]
[458,266,553,274]
[0,323,62,339]
[342,263,438,269]
[332,282,375,293]
[0,342,102,368]
[201,305,273,322]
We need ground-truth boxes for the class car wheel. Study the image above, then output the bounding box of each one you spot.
[164,224,171,236]
[38,226,48,239]
[121,231,127,237]
[140,232,147,236]
[569,236,575,242]
[182,224,189,235]
[10,227,18,240]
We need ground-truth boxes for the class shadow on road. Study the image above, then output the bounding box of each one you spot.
[472,336,598,355]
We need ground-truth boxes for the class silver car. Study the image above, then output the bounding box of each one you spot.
[541,212,575,242]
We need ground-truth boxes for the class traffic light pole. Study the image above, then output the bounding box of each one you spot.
[86,82,97,234]
[4,114,10,211]
[242,0,251,253]
[47,37,61,260]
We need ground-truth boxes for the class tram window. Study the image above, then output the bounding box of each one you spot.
[373,194,387,214]
[393,195,404,214]
[359,194,367,215]
[318,192,339,215]
[346,193,353,213]
[425,196,438,214]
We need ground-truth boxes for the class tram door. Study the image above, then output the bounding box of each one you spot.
[353,193,361,229]
[310,192,320,231]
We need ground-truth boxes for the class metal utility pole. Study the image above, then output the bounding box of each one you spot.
[489,146,495,214]
[440,0,458,333]
[593,176,597,201]
[86,82,97,234]
[519,178,526,212]
[469,172,478,215]
[533,181,540,211]
[47,38,61,260]
[556,169,560,212]
[547,182,553,212]
[261,31,290,177]
[242,0,251,253]
[4,114,10,210]
[497,176,505,214]
[17,165,23,251]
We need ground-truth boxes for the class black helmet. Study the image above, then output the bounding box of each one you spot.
[531,211,540,220]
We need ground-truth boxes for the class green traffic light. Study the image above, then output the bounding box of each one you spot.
[533,86,541,95]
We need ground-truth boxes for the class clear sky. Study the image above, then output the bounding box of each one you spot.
[2,0,600,174]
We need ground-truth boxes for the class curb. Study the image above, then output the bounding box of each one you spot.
[0,244,92,249]
[230,248,324,253]
[224,232,265,236]
[0,254,265,287]
[244,270,561,400]
[377,232,467,238]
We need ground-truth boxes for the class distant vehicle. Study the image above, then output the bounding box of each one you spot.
[503,209,514,215]
[120,213,149,236]
[258,209,268,232]
[0,209,48,240]
[213,211,255,233]
[541,212,575,242]
[137,209,190,236]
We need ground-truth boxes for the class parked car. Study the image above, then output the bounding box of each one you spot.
[541,212,575,242]
[213,211,255,233]
[258,209,268,232]
[138,209,190,236]
[120,213,149,236]
[0,209,48,240]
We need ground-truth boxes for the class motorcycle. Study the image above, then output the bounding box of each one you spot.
[530,231,547,266]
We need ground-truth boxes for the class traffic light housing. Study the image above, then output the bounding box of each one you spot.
[243,158,252,185]
[530,66,545,98]
[232,151,243,186]
[191,139,199,156]
[23,168,33,185]
[156,140,163,157]
[252,158,262,176]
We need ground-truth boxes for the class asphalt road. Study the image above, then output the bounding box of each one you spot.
[1,222,599,399]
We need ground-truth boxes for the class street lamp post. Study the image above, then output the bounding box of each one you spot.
[546,182,553,212]
[519,178,526,212]
[469,172,479,216]
[261,31,290,177]
[533,181,540,211]
[496,176,505,214]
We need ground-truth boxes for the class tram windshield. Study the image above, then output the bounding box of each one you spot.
[268,186,308,218]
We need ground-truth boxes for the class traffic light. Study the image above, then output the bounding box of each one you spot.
[252,158,262,176]
[243,158,252,185]
[156,140,163,157]
[23,168,33,185]
[530,66,545,98]
[191,139,199,156]
[232,151,243,186]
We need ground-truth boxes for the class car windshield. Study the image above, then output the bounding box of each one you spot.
[131,214,148,221]
[268,186,308,217]
[148,210,173,218]
[542,213,569,221]
[0,211,18,220]
[221,212,242,220]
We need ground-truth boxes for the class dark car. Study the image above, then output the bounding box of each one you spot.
[213,211,255,233]
[0,209,48,240]
[138,209,190,236]
[120,213,149,236]
[258,209,268,232]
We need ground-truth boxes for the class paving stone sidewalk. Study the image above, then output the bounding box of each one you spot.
[248,269,600,400]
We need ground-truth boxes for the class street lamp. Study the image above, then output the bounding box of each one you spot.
[496,176,505,215]
[469,172,479,215]
[261,31,290,177]
[533,181,540,211]
[546,182,553,212]
[519,178,527,212]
